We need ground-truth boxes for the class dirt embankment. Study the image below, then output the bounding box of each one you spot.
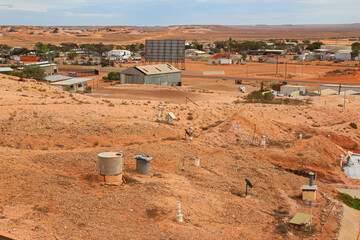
[0,74,359,239]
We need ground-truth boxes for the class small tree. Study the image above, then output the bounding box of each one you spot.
[270,83,279,91]
[351,42,360,60]
[23,65,46,81]
[36,45,50,54]
[246,91,263,100]
[108,72,120,80]
[263,92,275,101]
[67,50,78,60]
[100,58,114,67]
[240,52,247,60]
[306,41,324,51]
[10,47,29,55]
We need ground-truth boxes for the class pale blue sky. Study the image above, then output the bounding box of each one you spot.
[0,0,359,26]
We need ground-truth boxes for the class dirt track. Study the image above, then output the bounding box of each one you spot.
[88,85,226,104]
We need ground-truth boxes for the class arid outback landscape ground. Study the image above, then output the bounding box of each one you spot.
[0,25,360,240]
[1,24,360,47]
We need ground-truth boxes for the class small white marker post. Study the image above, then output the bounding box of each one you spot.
[158,105,162,121]
[195,157,200,167]
[166,114,173,124]
[177,201,183,222]
[340,154,344,167]
[299,133,303,139]
[261,135,266,148]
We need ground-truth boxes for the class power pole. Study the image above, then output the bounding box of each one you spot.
[276,54,279,77]
[246,62,248,79]
[284,61,288,81]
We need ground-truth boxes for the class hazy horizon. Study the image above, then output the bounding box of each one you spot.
[1,23,360,28]
[0,0,359,26]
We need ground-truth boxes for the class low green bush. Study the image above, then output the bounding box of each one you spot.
[338,193,360,210]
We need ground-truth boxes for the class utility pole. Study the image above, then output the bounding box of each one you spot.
[276,54,279,77]
[48,53,53,76]
[246,62,248,79]
[302,64,304,78]
[338,83,342,95]
[284,61,288,81]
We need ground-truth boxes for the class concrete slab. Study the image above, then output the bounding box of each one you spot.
[338,204,360,240]
[203,71,225,76]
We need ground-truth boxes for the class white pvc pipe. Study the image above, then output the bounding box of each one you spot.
[176,200,183,222]
[261,135,266,148]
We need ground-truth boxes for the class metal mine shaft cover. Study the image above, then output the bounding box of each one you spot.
[98,152,123,175]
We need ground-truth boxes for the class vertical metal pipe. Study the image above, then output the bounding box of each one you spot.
[309,172,314,186]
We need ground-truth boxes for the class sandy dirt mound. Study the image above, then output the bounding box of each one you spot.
[0,73,359,239]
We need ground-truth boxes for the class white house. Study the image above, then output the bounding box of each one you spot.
[335,50,354,61]
[107,50,132,60]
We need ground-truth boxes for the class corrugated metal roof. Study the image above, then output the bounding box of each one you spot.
[39,64,57,67]
[281,85,306,89]
[45,75,72,82]
[0,67,13,72]
[289,213,312,225]
[135,64,180,75]
[25,61,49,66]
[336,50,352,54]
[50,78,92,86]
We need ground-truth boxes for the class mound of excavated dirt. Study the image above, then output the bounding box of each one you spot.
[0,73,359,239]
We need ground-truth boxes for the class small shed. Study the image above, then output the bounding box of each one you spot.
[301,185,318,201]
[50,78,91,92]
[289,213,313,229]
[121,64,181,86]
[0,67,13,73]
[280,85,306,96]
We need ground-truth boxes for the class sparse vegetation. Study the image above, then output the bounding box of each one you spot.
[338,193,360,210]
[350,122,358,129]
[103,72,120,82]
[244,91,306,105]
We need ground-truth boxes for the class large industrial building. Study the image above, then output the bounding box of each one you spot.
[107,50,132,60]
[120,64,181,86]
